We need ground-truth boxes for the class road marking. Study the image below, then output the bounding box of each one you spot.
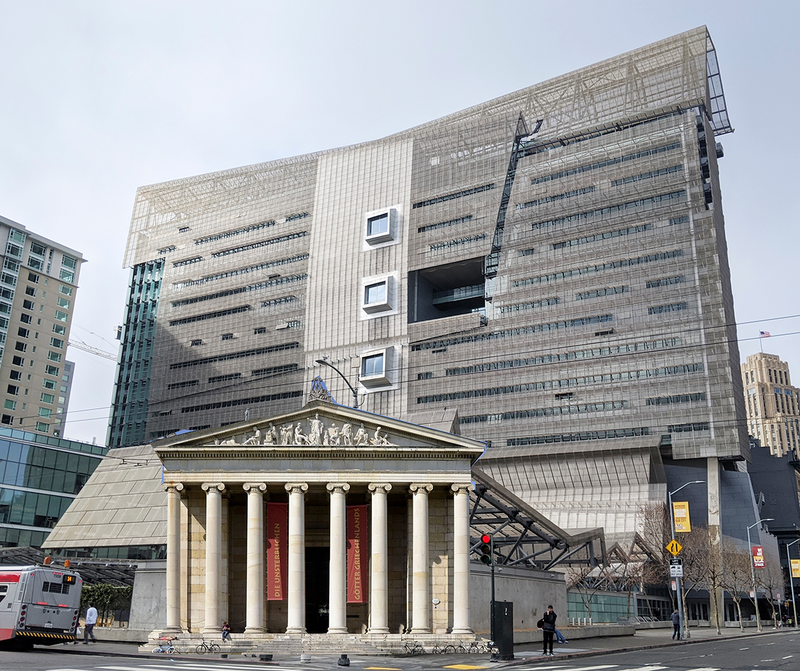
[444,665,489,670]
[783,655,794,659]
[365,668,403,670]
[685,667,720,671]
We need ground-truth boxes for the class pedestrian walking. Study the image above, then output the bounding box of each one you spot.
[84,604,98,643]
[671,608,680,640]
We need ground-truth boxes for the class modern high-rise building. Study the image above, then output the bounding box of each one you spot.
[0,215,84,438]
[742,352,800,458]
[109,27,747,542]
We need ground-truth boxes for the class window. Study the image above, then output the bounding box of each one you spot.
[56,297,70,309]
[47,352,62,363]
[59,269,74,283]
[6,242,22,258]
[362,277,393,314]
[190,339,203,346]
[28,272,39,283]
[9,370,21,381]
[365,207,397,244]
[7,385,19,396]
[41,393,55,404]
[254,326,267,334]
[20,313,32,324]
[222,333,234,341]
[38,407,52,418]
[1,415,12,425]
[61,255,77,270]
[22,300,34,310]
[52,324,66,335]
[362,352,384,377]
[30,242,46,256]
[59,284,72,296]
[14,342,26,352]
[4,400,15,410]
[17,328,29,338]
[45,365,59,376]
[11,356,23,366]
[35,421,49,433]
[25,286,36,297]
[54,310,68,322]
[42,379,56,390]
[50,337,64,349]
[360,347,393,388]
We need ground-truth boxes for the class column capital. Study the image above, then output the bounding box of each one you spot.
[201,482,226,493]
[451,483,474,495]
[163,482,184,493]
[326,483,351,494]
[368,483,392,494]
[409,483,433,494]
[243,482,267,493]
[285,482,309,494]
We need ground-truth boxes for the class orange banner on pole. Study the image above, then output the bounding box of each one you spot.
[347,505,368,603]
[267,503,287,600]
[673,501,691,533]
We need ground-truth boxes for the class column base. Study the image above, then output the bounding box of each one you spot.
[285,627,306,634]
[327,627,348,634]
[451,627,474,635]
[410,628,431,634]
[368,627,389,634]
[244,627,265,634]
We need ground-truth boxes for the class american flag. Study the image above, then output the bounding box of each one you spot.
[760,331,771,338]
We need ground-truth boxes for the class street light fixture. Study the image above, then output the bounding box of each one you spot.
[747,518,774,633]
[315,358,360,408]
[787,538,800,628]
[668,480,705,640]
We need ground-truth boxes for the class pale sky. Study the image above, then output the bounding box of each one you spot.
[1,0,798,445]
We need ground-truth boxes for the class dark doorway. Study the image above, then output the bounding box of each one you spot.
[305,546,329,633]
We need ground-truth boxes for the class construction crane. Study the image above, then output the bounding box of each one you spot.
[68,340,118,361]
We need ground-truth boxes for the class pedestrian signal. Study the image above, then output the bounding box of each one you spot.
[480,533,493,566]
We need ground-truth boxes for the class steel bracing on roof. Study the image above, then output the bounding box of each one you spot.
[469,468,605,570]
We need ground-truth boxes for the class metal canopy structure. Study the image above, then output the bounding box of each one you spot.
[469,467,605,571]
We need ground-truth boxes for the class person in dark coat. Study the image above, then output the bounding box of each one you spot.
[671,609,681,640]
[541,605,557,656]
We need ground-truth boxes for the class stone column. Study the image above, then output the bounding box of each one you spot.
[202,482,225,634]
[451,483,474,634]
[243,482,267,634]
[285,483,308,634]
[368,483,392,634]
[327,483,350,634]
[707,458,724,631]
[163,482,184,633]
[410,483,433,634]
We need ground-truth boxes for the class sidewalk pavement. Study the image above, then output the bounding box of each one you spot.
[45,625,794,666]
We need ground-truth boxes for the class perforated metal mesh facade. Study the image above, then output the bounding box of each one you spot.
[109,26,748,484]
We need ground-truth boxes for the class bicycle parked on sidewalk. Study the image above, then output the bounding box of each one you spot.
[152,637,179,654]
[195,637,220,654]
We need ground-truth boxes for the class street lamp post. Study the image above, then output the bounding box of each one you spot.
[787,538,800,628]
[315,358,360,408]
[747,518,774,633]
[668,480,704,640]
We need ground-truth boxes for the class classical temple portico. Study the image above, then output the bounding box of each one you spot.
[153,398,485,643]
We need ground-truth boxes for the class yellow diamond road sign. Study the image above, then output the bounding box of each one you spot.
[666,540,682,556]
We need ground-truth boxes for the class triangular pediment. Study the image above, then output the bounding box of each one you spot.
[152,399,485,456]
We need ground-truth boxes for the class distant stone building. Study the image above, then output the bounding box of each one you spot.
[741,352,800,458]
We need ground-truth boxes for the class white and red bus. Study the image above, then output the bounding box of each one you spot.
[0,563,82,648]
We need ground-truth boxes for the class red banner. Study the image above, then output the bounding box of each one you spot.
[347,505,368,603]
[267,503,288,600]
[752,545,765,569]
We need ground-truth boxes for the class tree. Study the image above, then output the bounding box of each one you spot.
[720,540,751,631]
[80,584,133,626]
[756,549,785,628]
[566,564,610,621]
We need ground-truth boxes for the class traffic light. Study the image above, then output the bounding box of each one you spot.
[480,533,493,566]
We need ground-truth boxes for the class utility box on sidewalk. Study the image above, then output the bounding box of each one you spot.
[492,601,514,660]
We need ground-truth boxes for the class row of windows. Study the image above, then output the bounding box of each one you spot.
[173,254,309,289]
[530,140,682,185]
[552,223,651,250]
[411,314,613,352]
[529,190,686,232]
[173,256,202,268]
[517,186,595,211]
[667,422,709,433]
[210,231,307,258]
[171,274,307,308]
[576,286,628,300]
[0,487,74,528]
[429,233,486,252]
[165,363,300,391]
[507,426,650,446]
[499,297,559,314]
[646,392,706,406]
[648,302,688,315]
[169,305,251,327]
[610,164,683,187]
[512,249,683,288]
[168,341,299,369]
[167,380,199,390]
[460,400,628,425]
[646,275,685,288]
[412,183,495,209]
[417,363,703,403]
[208,373,240,384]
[669,215,689,226]
[252,363,299,377]
[194,219,275,245]
[262,295,297,308]
[417,215,474,234]
[444,337,682,376]
[180,389,302,414]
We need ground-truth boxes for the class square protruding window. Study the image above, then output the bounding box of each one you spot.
[365,207,397,245]
[363,278,392,314]
[360,346,395,388]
